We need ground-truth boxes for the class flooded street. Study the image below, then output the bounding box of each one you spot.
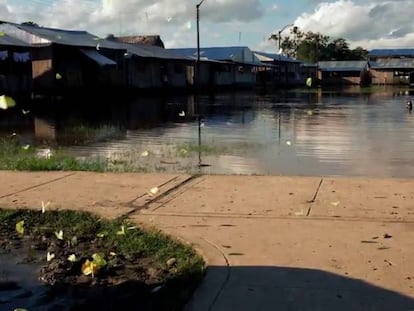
[1,87,414,178]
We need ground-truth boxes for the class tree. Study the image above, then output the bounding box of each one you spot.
[296,31,329,63]
[324,38,351,60]
[270,27,368,62]
[350,46,368,60]
[21,21,39,26]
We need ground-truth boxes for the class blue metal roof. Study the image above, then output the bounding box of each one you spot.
[170,46,248,60]
[369,49,414,57]
[0,33,30,47]
[120,42,193,61]
[253,50,301,63]
[0,21,123,50]
[169,46,264,66]
[370,59,414,69]
[318,61,368,72]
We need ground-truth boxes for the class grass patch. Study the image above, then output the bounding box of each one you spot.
[58,125,125,145]
[0,137,107,171]
[0,208,205,310]
[176,143,230,157]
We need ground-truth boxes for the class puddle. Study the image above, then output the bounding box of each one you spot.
[0,249,51,311]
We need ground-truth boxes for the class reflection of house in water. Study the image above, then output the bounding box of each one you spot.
[125,96,197,130]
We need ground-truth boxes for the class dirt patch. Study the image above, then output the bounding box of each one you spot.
[0,209,204,311]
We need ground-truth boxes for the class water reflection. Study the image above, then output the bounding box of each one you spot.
[1,87,414,177]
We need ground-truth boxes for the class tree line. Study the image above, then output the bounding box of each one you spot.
[269,27,368,63]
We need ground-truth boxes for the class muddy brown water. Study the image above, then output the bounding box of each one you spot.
[2,87,414,177]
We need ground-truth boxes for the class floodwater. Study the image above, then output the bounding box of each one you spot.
[1,87,414,178]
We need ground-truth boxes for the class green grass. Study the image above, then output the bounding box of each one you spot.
[0,208,205,277]
[0,138,108,171]
[58,125,125,145]
[176,143,230,157]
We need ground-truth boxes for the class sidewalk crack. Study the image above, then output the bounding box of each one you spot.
[306,178,324,216]
[0,172,77,199]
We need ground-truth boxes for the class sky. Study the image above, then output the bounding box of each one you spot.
[3,0,414,52]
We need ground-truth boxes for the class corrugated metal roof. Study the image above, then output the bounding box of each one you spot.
[170,46,246,60]
[169,46,265,66]
[369,49,414,57]
[318,61,368,71]
[80,49,117,66]
[0,22,123,50]
[253,51,301,63]
[0,33,30,47]
[120,42,194,61]
[370,59,414,69]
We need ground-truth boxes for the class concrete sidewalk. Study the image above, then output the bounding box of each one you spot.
[1,171,414,310]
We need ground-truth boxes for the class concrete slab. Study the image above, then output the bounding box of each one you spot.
[134,214,414,310]
[0,172,184,218]
[0,171,73,198]
[146,175,322,217]
[311,178,414,220]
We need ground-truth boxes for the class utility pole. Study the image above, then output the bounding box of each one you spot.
[196,0,206,169]
[277,23,294,52]
[196,0,205,91]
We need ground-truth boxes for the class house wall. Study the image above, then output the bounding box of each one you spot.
[166,62,188,88]
[319,71,361,85]
[275,61,301,86]
[198,63,211,86]
[186,65,194,86]
[371,70,396,85]
[100,49,125,87]
[214,64,234,86]
[0,46,32,95]
[370,69,412,85]
[234,65,255,86]
[127,59,161,88]
[301,67,317,81]
[31,46,54,91]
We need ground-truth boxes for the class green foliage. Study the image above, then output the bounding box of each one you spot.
[176,143,229,157]
[0,137,107,171]
[272,27,368,62]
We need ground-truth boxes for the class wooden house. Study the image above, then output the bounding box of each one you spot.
[111,41,194,90]
[300,63,318,85]
[253,51,302,87]
[0,21,126,95]
[369,49,414,85]
[0,33,32,96]
[170,46,265,89]
[317,61,370,86]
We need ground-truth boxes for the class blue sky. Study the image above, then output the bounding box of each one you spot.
[4,0,414,52]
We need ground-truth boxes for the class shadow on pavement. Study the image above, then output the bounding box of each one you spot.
[187,266,414,311]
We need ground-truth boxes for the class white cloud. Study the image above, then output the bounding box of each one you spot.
[294,0,414,48]
[3,0,264,48]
